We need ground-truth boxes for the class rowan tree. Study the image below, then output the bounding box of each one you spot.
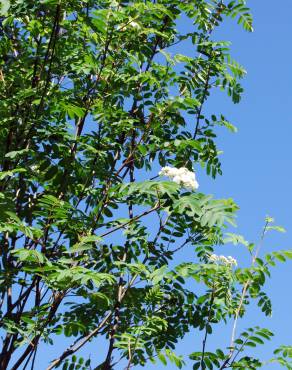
[0,1,291,369]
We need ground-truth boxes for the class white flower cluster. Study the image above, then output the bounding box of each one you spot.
[209,254,237,267]
[159,166,199,191]
[118,21,141,31]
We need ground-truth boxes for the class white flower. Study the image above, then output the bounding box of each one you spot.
[159,166,199,191]
[129,21,140,29]
[227,256,237,266]
[208,253,237,267]
[118,20,141,31]
[209,254,218,262]
[219,255,229,264]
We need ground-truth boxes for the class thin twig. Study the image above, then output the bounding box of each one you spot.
[219,220,269,369]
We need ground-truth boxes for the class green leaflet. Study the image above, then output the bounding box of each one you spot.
[67,235,103,253]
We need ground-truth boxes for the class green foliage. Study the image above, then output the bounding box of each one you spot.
[272,346,292,369]
[62,356,91,370]
[0,1,290,370]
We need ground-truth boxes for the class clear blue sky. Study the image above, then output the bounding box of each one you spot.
[36,2,292,369]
